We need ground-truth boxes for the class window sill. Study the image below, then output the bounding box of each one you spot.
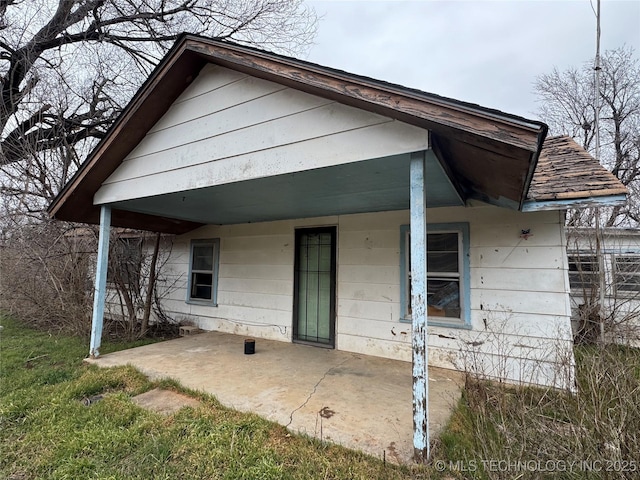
[186,299,218,307]
[569,288,629,299]
[400,316,471,329]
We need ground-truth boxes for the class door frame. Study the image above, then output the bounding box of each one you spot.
[292,226,337,348]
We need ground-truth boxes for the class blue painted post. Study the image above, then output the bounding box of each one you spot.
[410,151,429,461]
[89,205,111,358]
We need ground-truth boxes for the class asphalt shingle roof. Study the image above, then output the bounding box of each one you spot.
[528,135,628,202]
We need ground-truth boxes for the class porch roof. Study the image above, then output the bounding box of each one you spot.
[526,135,628,209]
[48,35,625,234]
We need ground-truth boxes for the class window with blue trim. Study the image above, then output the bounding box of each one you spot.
[400,223,470,326]
[187,239,220,305]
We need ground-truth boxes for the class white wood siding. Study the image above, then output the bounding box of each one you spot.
[94,65,430,205]
[156,206,575,388]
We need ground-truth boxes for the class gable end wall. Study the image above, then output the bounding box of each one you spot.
[94,64,430,205]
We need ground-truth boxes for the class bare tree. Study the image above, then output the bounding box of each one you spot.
[535,46,640,227]
[0,221,95,335]
[536,48,640,346]
[0,0,316,220]
[0,0,316,336]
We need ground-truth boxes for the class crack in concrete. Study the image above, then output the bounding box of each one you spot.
[286,358,350,428]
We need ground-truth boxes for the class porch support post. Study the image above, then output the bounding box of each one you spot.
[410,150,429,462]
[89,205,111,359]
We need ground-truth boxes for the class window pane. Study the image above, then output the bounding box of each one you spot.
[568,254,599,290]
[616,257,640,273]
[616,276,640,292]
[568,255,598,272]
[427,233,459,272]
[403,227,465,323]
[427,233,458,252]
[615,256,640,292]
[427,252,458,272]
[307,241,319,273]
[319,233,332,245]
[427,279,460,318]
[191,272,213,300]
[319,244,332,273]
[317,271,332,342]
[192,245,213,271]
[194,285,212,299]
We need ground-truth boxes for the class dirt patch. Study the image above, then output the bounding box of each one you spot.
[132,388,200,415]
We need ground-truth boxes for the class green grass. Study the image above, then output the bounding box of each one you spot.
[10,314,635,480]
[1,317,432,479]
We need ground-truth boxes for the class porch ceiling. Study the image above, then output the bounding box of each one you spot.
[112,153,462,225]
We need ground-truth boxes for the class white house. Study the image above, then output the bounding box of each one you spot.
[567,227,640,344]
[48,35,627,459]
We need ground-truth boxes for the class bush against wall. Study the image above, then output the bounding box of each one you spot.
[0,221,94,335]
[0,222,178,340]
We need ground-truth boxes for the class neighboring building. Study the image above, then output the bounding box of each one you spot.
[48,35,627,458]
[567,227,640,344]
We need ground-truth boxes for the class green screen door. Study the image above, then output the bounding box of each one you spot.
[293,227,336,347]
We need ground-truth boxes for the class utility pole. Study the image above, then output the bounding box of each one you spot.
[594,0,601,163]
[593,0,606,343]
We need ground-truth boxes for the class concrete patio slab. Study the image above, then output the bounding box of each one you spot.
[132,388,201,415]
[86,332,463,463]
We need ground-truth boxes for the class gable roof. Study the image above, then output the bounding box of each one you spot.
[527,135,628,205]
[47,35,624,234]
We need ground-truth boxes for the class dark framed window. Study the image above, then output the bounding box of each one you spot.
[187,239,220,305]
[614,255,640,293]
[567,253,600,291]
[400,223,470,327]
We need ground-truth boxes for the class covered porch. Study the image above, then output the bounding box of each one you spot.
[85,149,449,460]
[86,330,463,464]
[49,36,554,462]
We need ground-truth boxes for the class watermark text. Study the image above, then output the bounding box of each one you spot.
[433,459,638,473]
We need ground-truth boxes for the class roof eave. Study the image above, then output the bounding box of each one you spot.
[48,35,548,231]
[522,193,628,212]
[519,125,549,210]
[183,35,546,153]
[48,36,207,221]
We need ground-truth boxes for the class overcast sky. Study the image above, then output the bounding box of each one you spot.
[303,0,640,120]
